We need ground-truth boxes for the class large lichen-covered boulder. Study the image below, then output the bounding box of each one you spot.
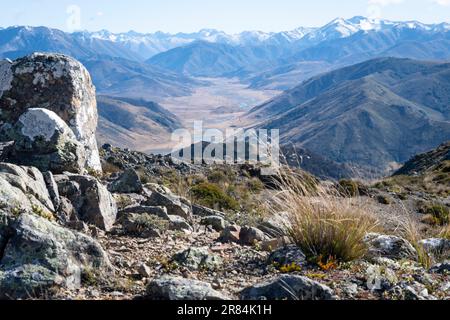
[55,174,117,231]
[0,53,101,172]
[0,211,112,299]
[1,108,86,174]
[0,162,54,212]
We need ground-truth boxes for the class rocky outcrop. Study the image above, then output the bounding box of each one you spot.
[1,108,86,173]
[108,169,143,194]
[0,53,101,172]
[0,212,112,299]
[145,189,192,219]
[55,174,117,231]
[0,162,54,212]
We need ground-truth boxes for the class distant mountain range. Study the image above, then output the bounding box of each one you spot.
[147,17,450,88]
[246,57,450,175]
[2,17,449,92]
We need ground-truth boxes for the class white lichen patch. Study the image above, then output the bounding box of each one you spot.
[0,60,13,99]
[19,108,75,142]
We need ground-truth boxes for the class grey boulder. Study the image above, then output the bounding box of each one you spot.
[1,108,86,174]
[364,233,417,260]
[0,212,112,299]
[240,275,336,300]
[108,169,143,194]
[0,53,101,172]
[55,174,117,231]
[146,276,229,300]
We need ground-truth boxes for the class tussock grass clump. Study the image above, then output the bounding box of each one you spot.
[400,219,433,269]
[269,169,379,263]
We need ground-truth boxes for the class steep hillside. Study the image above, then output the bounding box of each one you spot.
[147,41,281,77]
[246,58,450,174]
[82,57,202,100]
[96,96,183,152]
[394,141,450,176]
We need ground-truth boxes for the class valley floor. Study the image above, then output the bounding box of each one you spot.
[149,78,279,153]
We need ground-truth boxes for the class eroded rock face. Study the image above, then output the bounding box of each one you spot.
[55,174,117,231]
[0,53,101,172]
[0,212,112,299]
[1,108,86,173]
[0,162,54,212]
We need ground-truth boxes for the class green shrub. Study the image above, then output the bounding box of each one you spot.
[338,179,359,197]
[420,203,449,226]
[190,182,239,211]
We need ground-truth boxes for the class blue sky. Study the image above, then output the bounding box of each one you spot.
[2,0,450,33]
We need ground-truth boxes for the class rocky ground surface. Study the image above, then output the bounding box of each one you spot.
[0,53,449,301]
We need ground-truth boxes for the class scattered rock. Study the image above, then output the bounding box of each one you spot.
[419,238,450,256]
[138,264,151,278]
[0,53,101,172]
[146,276,229,300]
[55,174,117,231]
[261,237,292,252]
[173,247,222,271]
[240,275,336,300]
[108,169,143,194]
[365,264,398,292]
[120,205,169,220]
[201,215,229,232]
[121,213,165,238]
[268,245,306,268]
[364,233,417,260]
[192,204,225,218]
[145,190,191,219]
[257,220,287,238]
[430,261,450,274]
[168,215,193,232]
[219,225,241,243]
[239,226,268,246]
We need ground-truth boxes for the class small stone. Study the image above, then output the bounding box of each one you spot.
[201,215,229,232]
[173,247,222,271]
[239,226,268,246]
[219,225,241,243]
[138,264,152,278]
[268,245,306,268]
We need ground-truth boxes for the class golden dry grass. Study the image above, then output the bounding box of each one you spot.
[268,168,380,263]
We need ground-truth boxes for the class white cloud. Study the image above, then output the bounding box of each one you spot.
[432,0,450,6]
